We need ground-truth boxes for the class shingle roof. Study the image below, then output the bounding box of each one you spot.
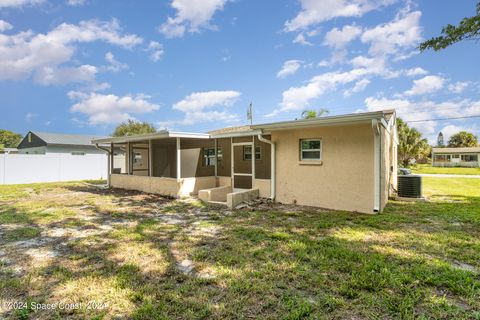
[207,125,253,135]
[32,132,108,146]
[432,147,480,153]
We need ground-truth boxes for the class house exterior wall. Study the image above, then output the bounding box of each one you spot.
[380,124,397,211]
[110,174,216,197]
[271,124,376,213]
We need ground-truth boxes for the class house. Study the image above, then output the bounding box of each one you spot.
[17,131,108,155]
[92,110,398,214]
[432,147,480,167]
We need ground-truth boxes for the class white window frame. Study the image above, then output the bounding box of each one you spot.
[243,145,261,161]
[300,139,322,161]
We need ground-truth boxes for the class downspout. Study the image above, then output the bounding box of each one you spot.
[257,133,276,200]
[95,143,112,187]
[371,119,381,213]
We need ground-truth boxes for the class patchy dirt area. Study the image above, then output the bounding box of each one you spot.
[0,180,479,319]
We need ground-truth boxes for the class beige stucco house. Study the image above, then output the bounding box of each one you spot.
[92,109,397,214]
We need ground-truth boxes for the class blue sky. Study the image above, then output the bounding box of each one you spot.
[0,0,479,143]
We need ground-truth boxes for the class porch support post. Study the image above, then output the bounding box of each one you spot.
[214,138,218,178]
[149,140,153,177]
[176,137,181,181]
[252,136,255,184]
[230,137,234,187]
[110,143,114,175]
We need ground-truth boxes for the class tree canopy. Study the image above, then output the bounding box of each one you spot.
[112,120,157,137]
[397,118,430,167]
[0,129,22,148]
[447,131,478,148]
[437,132,445,147]
[419,2,480,51]
[301,109,329,119]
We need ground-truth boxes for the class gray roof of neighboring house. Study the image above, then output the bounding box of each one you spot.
[31,131,107,146]
[432,147,480,153]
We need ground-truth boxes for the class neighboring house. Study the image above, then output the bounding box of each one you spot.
[432,147,480,167]
[17,131,108,155]
[93,110,397,214]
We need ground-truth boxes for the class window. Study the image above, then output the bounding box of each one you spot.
[300,139,321,161]
[244,146,261,160]
[203,147,223,166]
[133,152,142,164]
[462,154,478,162]
[28,133,32,143]
[71,152,85,156]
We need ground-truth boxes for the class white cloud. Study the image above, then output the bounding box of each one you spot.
[66,0,86,6]
[404,75,445,96]
[104,52,128,72]
[0,0,44,8]
[361,10,422,58]
[69,92,160,125]
[0,19,142,85]
[285,0,394,32]
[275,68,371,114]
[405,67,428,77]
[293,33,313,46]
[363,96,480,142]
[0,20,13,32]
[34,65,97,85]
[173,90,240,125]
[448,81,469,94]
[146,41,164,62]
[344,78,370,96]
[277,60,303,79]
[440,124,478,142]
[25,112,37,122]
[158,0,229,38]
[324,24,362,49]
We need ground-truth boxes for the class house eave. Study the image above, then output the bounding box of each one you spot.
[92,131,210,144]
[251,110,393,131]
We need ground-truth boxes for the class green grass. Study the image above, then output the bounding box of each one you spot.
[412,164,480,175]
[0,179,479,319]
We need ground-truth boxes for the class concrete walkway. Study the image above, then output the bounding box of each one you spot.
[418,173,480,179]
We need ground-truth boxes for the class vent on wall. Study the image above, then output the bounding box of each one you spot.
[398,175,422,198]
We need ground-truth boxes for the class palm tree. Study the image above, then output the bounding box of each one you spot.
[397,118,430,167]
[301,108,329,119]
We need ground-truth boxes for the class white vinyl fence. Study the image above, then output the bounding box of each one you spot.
[0,153,107,185]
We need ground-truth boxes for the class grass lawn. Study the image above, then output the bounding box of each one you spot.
[412,164,480,175]
[0,179,479,319]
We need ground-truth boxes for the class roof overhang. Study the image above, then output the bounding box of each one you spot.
[92,130,210,144]
[252,110,394,132]
[210,129,263,139]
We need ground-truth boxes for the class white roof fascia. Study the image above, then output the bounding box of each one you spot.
[251,111,388,131]
[92,131,209,144]
[210,129,263,139]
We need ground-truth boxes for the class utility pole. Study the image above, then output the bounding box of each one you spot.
[247,102,253,125]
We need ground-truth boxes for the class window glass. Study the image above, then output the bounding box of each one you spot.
[300,139,321,160]
[244,146,261,160]
[204,147,222,166]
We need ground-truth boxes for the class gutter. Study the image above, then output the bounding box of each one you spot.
[95,143,112,187]
[371,119,382,213]
[257,133,275,200]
